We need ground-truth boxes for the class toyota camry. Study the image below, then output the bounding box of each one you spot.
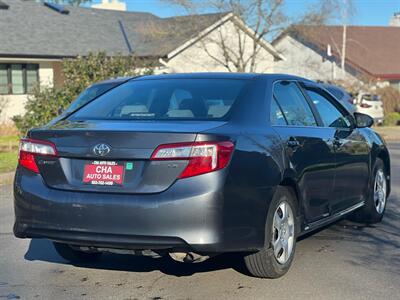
[14,73,390,278]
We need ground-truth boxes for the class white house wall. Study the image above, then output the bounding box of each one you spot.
[164,20,276,73]
[0,61,54,122]
[273,35,356,82]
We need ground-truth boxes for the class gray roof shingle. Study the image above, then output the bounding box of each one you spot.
[0,0,228,58]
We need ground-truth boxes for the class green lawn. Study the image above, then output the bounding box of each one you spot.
[0,135,19,144]
[0,150,18,173]
[0,136,18,173]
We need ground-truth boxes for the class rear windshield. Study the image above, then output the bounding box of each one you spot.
[69,79,248,121]
[64,81,122,114]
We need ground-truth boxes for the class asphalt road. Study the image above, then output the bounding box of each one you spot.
[1,143,399,300]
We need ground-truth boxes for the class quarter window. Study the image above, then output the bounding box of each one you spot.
[305,88,351,128]
[273,81,317,127]
[270,98,287,125]
[0,63,39,95]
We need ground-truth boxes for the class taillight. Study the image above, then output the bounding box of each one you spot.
[360,102,372,108]
[18,138,57,173]
[150,141,234,179]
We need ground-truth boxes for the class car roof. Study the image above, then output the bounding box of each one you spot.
[92,77,132,86]
[133,72,312,82]
[320,83,345,90]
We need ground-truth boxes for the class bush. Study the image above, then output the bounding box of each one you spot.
[375,86,400,115]
[383,112,400,126]
[12,88,71,135]
[13,52,152,135]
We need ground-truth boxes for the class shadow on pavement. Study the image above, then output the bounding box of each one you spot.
[309,191,400,276]
[24,239,250,277]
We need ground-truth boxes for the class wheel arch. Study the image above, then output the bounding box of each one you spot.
[277,174,303,235]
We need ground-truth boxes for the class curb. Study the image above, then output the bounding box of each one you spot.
[0,171,14,186]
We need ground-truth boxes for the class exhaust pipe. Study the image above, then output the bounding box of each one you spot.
[169,252,210,263]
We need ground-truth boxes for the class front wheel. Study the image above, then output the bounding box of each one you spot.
[244,186,297,278]
[352,158,388,224]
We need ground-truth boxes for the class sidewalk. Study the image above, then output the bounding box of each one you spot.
[374,126,400,142]
[0,171,14,185]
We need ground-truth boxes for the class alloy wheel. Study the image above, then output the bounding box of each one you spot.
[374,169,387,214]
[272,201,295,264]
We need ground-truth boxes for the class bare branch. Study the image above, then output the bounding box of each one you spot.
[162,0,336,72]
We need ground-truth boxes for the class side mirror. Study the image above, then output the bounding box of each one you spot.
[354,112,374,128]
[57,106,64,115]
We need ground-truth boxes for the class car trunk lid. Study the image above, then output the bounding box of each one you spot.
[29,120,226,194]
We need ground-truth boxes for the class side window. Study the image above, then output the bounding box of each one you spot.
[270,98,287,125]
[273,81,317,127]
[305,89,351,128]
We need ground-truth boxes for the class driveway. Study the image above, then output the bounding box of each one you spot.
[0,143,399,300]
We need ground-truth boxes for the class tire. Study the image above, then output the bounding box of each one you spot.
[244,186,298,278]
[53,242,102,263]
[351,158,388,224]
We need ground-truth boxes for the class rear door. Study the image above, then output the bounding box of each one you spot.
[271,80,336,223]
[302,85,370,212]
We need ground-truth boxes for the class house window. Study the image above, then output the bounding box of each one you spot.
[0,63,39,95]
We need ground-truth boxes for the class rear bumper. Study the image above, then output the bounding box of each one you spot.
[14,167,264,253]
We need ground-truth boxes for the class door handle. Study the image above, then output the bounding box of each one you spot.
[287,137,300,148]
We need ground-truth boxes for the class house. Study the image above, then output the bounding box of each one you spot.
[0,0,283,121]
[272,25,400,90]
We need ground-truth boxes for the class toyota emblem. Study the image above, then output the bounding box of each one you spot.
[93,143,111,156]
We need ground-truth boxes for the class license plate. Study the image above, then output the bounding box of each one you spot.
[83,161,124,186]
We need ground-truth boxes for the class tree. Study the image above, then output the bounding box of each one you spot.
[162,0,337,73]
[40,0,92,6]
[13,52,152,135]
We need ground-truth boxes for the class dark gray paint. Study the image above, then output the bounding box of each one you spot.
[14,73,391,255]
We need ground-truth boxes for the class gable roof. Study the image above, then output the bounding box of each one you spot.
[0,0,229,58]
[274,26,400,80]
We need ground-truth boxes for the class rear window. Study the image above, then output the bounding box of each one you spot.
[64,81,122,114]
[70,79,248,121]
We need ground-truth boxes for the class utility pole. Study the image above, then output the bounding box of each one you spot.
[341,0,348,78]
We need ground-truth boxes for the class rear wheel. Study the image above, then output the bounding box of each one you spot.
[53,242,102,263]
[352,158,387,223]
[244,186,297,278]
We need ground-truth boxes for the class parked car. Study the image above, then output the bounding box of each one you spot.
[320,83,356,114]
[14,73,390,278]
[47,77,130,125]
[355,93,385,125]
